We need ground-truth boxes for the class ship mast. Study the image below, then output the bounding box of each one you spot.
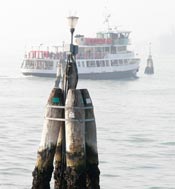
[149,42,152,57]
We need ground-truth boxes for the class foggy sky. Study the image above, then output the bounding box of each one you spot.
[0,0,174,59]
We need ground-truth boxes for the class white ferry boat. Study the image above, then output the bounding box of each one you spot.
[21,29,140,79]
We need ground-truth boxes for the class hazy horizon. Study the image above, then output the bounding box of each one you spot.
[0,0,175,62]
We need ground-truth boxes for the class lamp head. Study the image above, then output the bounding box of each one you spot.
[67,16,79,30]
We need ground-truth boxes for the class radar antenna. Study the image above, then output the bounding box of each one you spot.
[104,14,111,31]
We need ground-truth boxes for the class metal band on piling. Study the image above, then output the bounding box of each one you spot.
[45,117,95,122]
[47,105,93,110]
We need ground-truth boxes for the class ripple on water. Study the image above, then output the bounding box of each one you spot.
[102,174,120,178]
[161,141,175,146]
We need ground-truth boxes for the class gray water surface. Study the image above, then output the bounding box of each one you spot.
[0,57,175,189]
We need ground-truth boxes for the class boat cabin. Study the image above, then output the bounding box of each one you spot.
[75,31,131,60]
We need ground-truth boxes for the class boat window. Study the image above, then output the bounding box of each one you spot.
[25,60,35,69]
[111,60,119,66]
[77,61,81,67]
[87,61,96,67]
[77,47,85,59]
[105,47,109,53]
[118,46,126,52]
[124,59,128,64]
[29,60,54,70]
[44,61,54,70]
[119,59,123,64]
[96,61,100,67]
[85,48,93,59]
[111,46,116,54]
[99,60,105,67]
[130,60,134,64]
[82,61,85,67]
[106,60,110,66]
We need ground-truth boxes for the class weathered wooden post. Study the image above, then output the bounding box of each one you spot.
[53,57,67,189]
[65,89,86,189]
[62,54,78,98]
[54,125,66,189]
[81,89,100,189]
[31,87,64,189]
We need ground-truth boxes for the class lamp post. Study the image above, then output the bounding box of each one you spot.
[67,16,79,55]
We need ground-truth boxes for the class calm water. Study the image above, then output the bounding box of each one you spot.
[0,57,175,189]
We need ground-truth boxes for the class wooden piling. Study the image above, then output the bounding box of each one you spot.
[54,125,66,189]
[62,54,78,98]
[81,89,100,189]
[65,89,86,189]
[32,88,64,189]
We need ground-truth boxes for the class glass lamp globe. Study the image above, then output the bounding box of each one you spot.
[67,16,79,29]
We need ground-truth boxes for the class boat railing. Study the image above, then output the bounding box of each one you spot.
[26,51,66,60]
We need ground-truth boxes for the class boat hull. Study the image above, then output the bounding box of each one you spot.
[22,69,138,80]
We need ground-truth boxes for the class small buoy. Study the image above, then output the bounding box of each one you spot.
[144,43,154,74]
